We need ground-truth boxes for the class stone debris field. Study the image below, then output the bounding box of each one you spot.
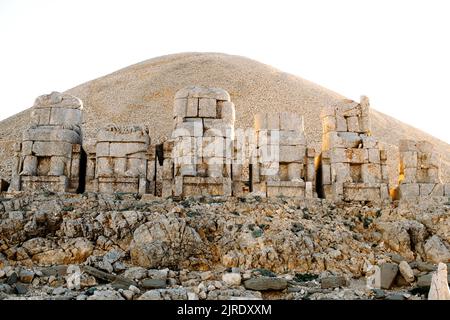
[0,55,449,300]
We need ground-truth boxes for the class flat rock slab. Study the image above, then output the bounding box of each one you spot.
[141,278,167,289]
[321,275,347,289]
[380,263,399,289]
[243,277,287,291]
[417,273,450,288]
[82,265,137,290]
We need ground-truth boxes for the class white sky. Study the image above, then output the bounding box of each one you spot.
[1,0,449,143]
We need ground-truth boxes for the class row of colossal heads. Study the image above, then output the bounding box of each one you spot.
[8,87,449,201]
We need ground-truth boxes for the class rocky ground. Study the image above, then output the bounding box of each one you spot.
[0,192,449,300]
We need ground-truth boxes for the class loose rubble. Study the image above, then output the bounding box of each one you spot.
[0,192,449,300]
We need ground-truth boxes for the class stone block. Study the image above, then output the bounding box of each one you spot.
[427,152,441,169]
[125,158,147,177]
[322,115,336,134]
[179,163,197,176]
[172,120,203,137]
[259,161,279,176]
[427,168,440,183]
[361,163,382,184]
[174,176,183,196]
[21,155,37,176]
[23,128,81,144]
[257,130,280,146]
[219,101,235,124]
[368,148,381,164]
[280,130,306,146]
[330,148,367,164]
[337,102,360,117]
[267,185,304,197]
[109,142,148,158]
[20,175,68,193]
[287,162,302,181]
[349,164,362,182]
[398,183,420,199]
[198,98,217,118]
[21,141,33,155]
[258,144,280,163]
[419,183,444,196]
[306,161,315,182]
[321,275,347,289]
[32,141,73,157]
[416,141,434,154]
[173,98,187,117]
[331,163,351,183]
[343,183,384,202]
[96,142,110,157]
[359,115,371,133]
[279,145,305,162]
[321,163,331,184]
[97,128,149,144]
[30,108,51,126]
[346,116,360,132]
[362,136,378,149]
[416,168,429,183]
[49,156,68,176]
[400,168,416,183]
[381,164,389,182]
[339,132,362,148]
[323,132,360,151]
[203,120,234,138]
[186,98,199,117]
[335,115,347,132]
[380,263,399,290]
[49,107,82,126]
[305,181,313,198]
[399,140,417,152]
[202,136,225,158]
[400,151,418,168]
[98,177,140,194]
[380,149,387,161]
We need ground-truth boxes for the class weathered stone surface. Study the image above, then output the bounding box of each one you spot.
[399,261,415,283]
[321,275,347,289]
[424,235,450,263]
[141,278,167,289]
[130,215,205,269]
[18,269,34,284]
[428,263,450,300]
[380,263,398,289]
[222,273,242,287]
[243,277,287,291]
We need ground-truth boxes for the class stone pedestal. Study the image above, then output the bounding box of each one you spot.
[9,92,83,193]
[169,86,234,197]
[319,96,389,202]
[252,112,316,198]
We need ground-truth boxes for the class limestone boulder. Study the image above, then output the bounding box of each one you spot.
[130,214,206,269]
[424,235,450,264]
[243,277,287,291]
